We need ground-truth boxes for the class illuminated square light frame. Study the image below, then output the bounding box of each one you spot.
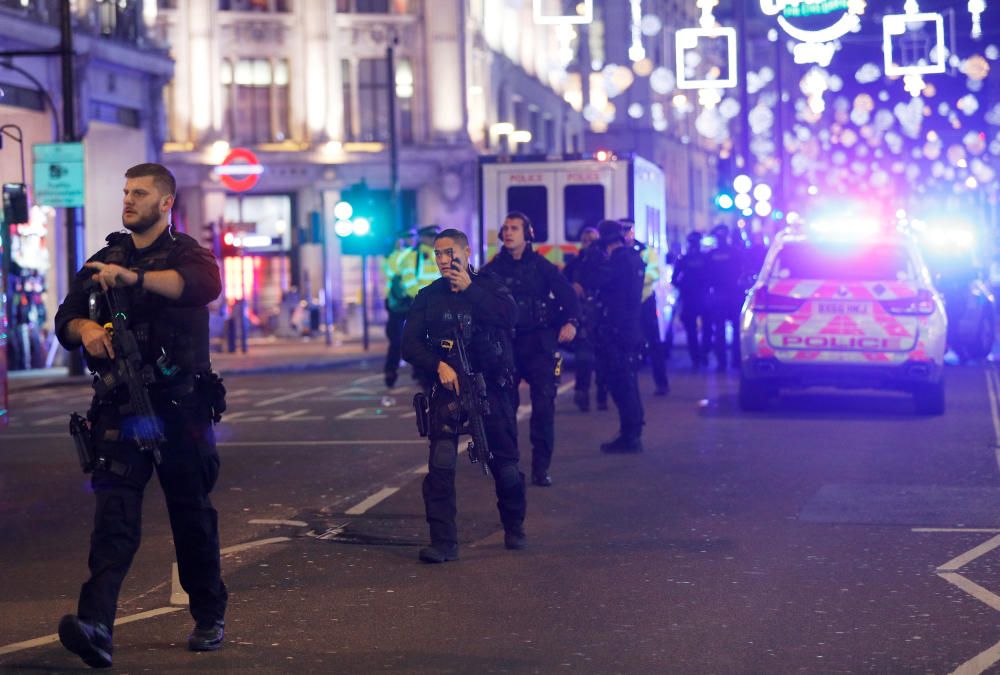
[533,0,593,25]
[675,27,738,90]
[883,12,946,77]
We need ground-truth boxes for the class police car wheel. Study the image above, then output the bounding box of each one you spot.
[913,381,946,416]
[739,375,771,412]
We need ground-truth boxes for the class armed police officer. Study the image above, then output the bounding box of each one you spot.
[564,227,609,412]
[53,163,228,668]
[383,227,416,387]
[672,231,711,368]
[401,228,527,563]
[483,211,579,487]
[705,224,746,370]
[621,219,669,396]
[578,220,646,453]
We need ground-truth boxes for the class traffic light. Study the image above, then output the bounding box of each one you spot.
[334,181,394,257]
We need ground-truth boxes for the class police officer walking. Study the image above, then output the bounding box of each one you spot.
[54,163,228,668]
[401,228,527,563]
[382,227,416,387]
[705,224,746,370]
[397,225,441,388]
[621,219,669,396]
[483,211,580,487]
[579,220,646,453]
[671,231,712,368]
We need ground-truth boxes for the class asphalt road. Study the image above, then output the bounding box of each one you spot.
[2,359,1000,673]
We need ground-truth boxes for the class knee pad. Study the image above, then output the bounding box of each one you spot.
[495,462,521,490]
[430,439,457,471]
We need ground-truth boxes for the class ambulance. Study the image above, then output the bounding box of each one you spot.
[739,219,948,415]
[478,153,672,333]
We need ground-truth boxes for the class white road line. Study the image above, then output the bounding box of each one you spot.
[412,464,429,475]
[0,607,184,657]
[937,534,1000,572]
[986,367,1000,473]
[254,386,328,408]
[345,487,400,515]
[218,439,425,447]
[271,409,324,422]
[913,528,1000,533]
[939,571,1000,612]
[0,433,66,440]
[952,636,1000,675]
[219,536,290,556]
[170,563,188,605]
[336,407,380,420]
[31,414,71,427]
[248,519,308,527]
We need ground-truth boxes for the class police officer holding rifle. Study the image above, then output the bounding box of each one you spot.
[54,163,228,668]
[402,228,527,563]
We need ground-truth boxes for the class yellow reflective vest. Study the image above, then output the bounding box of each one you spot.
[399,243,439,298]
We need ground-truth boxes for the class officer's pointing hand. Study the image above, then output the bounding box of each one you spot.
[84,262,138,291]
[437,361,460,394]
[558,322,577,344]
[79,321,115,359]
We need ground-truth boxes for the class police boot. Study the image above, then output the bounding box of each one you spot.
[58,614,113,669]
[504,527,527,551]
[419,543,459,564]
[600,436,644,454]
[573,389,590,412]
[385,370,398,388]
[188,619,225,652]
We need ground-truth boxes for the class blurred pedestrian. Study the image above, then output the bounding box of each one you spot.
[382,227,416,387]
[672,231,712,368]
[705,224,746,370]
[564,227,608,412]
[621,219,669,396]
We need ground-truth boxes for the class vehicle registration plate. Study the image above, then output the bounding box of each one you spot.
[816,302,869,315]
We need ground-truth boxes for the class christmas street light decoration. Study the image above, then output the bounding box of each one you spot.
[883,0,946,97]
[969,0,985,40]
[533,0,593,25]
[675,0,737,92]
[761,0,867,66]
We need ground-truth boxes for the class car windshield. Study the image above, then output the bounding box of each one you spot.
[771,242,915,281]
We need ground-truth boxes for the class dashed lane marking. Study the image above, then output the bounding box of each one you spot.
[218,439,425,447]
[913,528,1000,533]
[0,607,184,657]
[248,519,308,527]
[254,386,328,408]
[345,487,400,515]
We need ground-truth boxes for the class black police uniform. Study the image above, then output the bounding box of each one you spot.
[483,245,579,484]
[579,242,646,449]
[634,241,669,395]
[564,245,609,410]
[54,228,228,641]
[401,268,526,556]
[671,242,712,367]
[705,237,746,369]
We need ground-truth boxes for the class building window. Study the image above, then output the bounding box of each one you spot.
[94,0,142,43]
[219,0,290,10]
[358,58,389,142]
[342,58,413,144]
[225,58,290,145]
[336,0,409,12]
[507,186,549,242]
[341,59,354,141]
[564,185,605,241]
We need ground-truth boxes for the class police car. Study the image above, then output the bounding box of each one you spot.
[738,220,947,415]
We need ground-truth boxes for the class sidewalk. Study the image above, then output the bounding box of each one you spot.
[7,333,389,392]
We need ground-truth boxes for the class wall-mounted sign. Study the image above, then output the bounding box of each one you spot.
[761,0,866,48]
[32,142,85,208]
[214,147,263,192]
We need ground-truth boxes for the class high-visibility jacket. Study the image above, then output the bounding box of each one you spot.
[635,242,661,303]
[398,243,439,298]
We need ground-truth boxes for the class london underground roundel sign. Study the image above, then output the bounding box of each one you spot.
[215,147,263,192]
[761,0,866,44]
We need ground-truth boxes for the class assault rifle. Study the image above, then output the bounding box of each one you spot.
[449,317,493,476]
[89,286,165,464]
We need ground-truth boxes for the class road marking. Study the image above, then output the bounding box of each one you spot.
[219,537,290,556]
[913,528,1000,533]
[952,636,1000,675]
[986,366,1000,473]
[254,386,328,408]
[248,519,308,527]
[938,534,1000,572]
[0,607,184,657]
[31,414,71,426]
[345,487,400,515]
[218,439,425,447]
[170,563,188,605]
[271,409,324,422]
[0,433,65,440]
[336,407,382,420]
[939,572,1000,612]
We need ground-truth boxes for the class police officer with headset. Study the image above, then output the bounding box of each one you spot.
[483,211,579,487]
[54,163,228,668]
[401,228,527,563]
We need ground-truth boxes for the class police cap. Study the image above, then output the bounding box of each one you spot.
[416,224,440,238]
